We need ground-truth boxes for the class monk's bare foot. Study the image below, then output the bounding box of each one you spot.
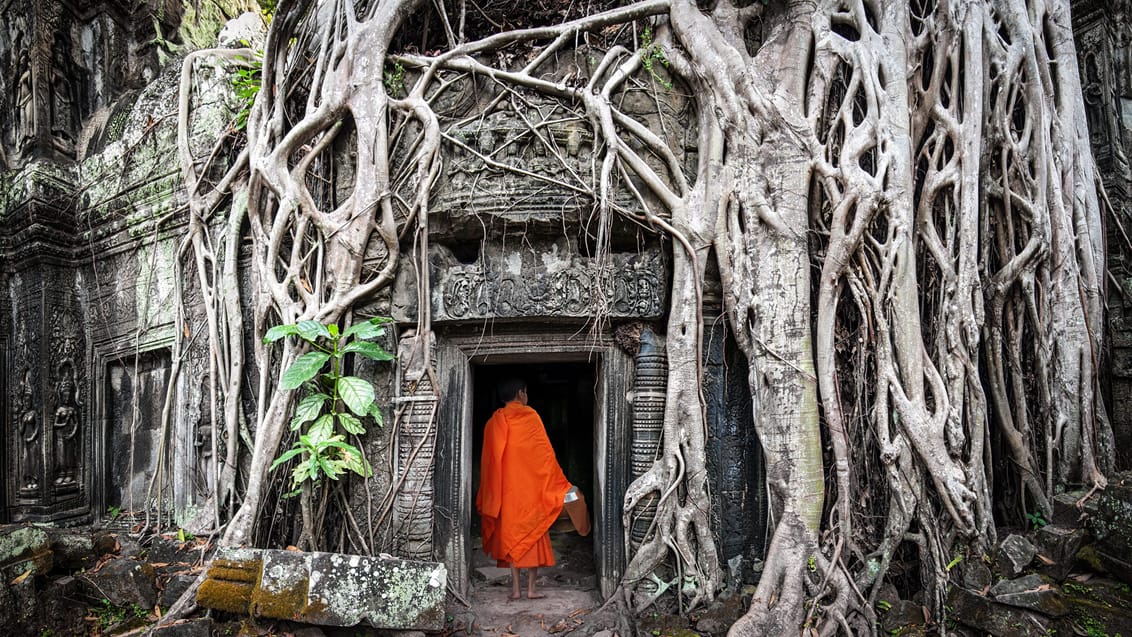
[527,592,546,599]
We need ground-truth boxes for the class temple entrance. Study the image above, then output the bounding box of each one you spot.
[429,328,633,599]
[469,361,597,590]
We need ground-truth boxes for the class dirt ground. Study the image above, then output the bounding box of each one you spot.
[443,526,626,637]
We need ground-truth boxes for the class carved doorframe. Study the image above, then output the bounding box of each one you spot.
[90,334,182,521]
[432,327,633,599]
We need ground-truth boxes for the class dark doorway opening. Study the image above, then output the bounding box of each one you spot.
[469,360,597,588]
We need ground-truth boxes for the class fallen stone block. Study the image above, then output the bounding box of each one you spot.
[0,524,54,577]
[197,548,446,631]
[44,527,95,570]
[150,618,212,637]
[80,556,158,609]
[957,560,992,592]
[1032,524,1084,581]
[879,600,927,635]
[1051,492,1087,526]
[989,573,1068,617]
[196,548,260,614]
[160,573,199,608]
[994,534,1036,578]
[947,586,1052,637]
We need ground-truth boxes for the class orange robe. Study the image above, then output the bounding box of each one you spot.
[476,401,571,568]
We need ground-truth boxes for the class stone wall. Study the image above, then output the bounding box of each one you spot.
[1073,0,1132,469]
[0,1,762,593]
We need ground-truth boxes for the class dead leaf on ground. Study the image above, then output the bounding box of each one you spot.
[9,568,32,585]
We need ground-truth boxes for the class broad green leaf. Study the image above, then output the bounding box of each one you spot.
[342,446,372,477]
[316,454,337,479]
[263,324,298,343]
[338,412,365,435]
[326,459,348,479]
[308,414,335,441]
[343,317,389,342]
[327,323,340,338]
[270,446,305,470]
[291,393,329,430]
[337,376,375,417]
[296,320,331,342]
[368,402,384,427]
[341,341,394,361]
[291,464,307,485]
[280,351,330,390]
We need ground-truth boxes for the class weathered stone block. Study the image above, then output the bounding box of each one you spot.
[947,586,1053,637]
[989,574,1069,617]
[1052,492,1087,526]
[1032,524,1085,581]
[957,560,992,592]
[44,527,94,570]
[995,534,1037,578]
[160,573,198,608]
[150,619,212,637]
[80,557,157,609]
[879,600,927,634]
[0,524,54,577]
[198,548,446,630]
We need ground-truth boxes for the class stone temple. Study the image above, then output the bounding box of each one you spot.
[2,0,1132,625]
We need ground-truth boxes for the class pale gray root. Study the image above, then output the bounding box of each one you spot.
[164,0,1112,633]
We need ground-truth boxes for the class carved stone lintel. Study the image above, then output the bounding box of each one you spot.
[394,240,667,323]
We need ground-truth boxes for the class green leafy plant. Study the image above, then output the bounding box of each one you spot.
[876,599,892,612]
[106,505,121,520]
[638,26,673,90]
[177,527,194,543]
[384,62,406,96]
[91,599,127,629]
[1026,510,1048,530]
[265,317,393,493]
[230,58,263,130]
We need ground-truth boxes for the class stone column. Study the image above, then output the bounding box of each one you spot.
[629,327,666,547]
[393,333,439,560]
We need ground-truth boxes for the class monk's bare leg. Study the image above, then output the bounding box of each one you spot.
[509,565,522,600]
[527,567,545,599]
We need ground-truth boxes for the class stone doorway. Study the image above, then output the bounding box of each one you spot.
[469,361,598,590]
[431,328,633,599]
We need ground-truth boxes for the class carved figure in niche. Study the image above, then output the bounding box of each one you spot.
[49,35,77,145]
[16,368,40,492]
[193,375,213,497]
[53,359,80,486]
[13,30,34,150]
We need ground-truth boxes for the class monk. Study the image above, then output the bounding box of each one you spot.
[476,378,572,600]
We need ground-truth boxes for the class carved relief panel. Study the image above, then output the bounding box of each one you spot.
[6,268,90,521]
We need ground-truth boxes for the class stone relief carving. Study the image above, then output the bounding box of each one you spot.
[52,358,80,487]
[11,302,43,504]
[49,33,78,146]
[434,248,665,321]
[49,304,82,361]
[193,373,214,498]
[13,28,34,152]
[16,368,40,495]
